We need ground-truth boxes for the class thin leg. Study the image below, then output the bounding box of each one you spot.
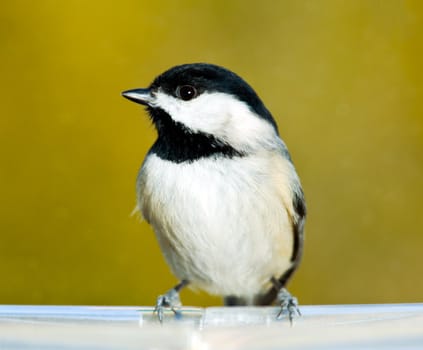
[154,280,189,323]
[271,277,301,325]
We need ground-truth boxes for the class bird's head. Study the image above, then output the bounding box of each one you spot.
[123,63,280,161]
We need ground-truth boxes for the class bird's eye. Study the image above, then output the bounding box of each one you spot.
[176,85,197,101]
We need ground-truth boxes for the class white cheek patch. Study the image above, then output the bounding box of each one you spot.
[154,91,231,134]
[153,90,278,152]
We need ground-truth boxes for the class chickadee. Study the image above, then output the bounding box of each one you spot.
[122,63,306,323]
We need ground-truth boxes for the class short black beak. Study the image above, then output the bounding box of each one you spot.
[121,88,154,106]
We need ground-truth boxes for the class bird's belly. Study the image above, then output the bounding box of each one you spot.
[138,155,294,297]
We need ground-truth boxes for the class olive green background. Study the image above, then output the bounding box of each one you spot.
[1,1,422,307]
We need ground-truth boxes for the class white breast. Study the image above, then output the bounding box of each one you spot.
[137,152,297,298]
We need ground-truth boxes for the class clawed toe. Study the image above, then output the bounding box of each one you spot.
[153,280,188,323]
[276,288,301,324]
[154,289,182,323]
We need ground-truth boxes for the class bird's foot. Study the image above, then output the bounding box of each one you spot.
[276,288,301,324]
[153,280,188,323]
[154,288,182,323]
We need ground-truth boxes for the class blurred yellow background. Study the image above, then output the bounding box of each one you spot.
[1,0,422,307]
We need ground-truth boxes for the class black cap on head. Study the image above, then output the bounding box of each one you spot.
[149,63,278,132]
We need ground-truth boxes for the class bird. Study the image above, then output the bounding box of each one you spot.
[122,63,306,323]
